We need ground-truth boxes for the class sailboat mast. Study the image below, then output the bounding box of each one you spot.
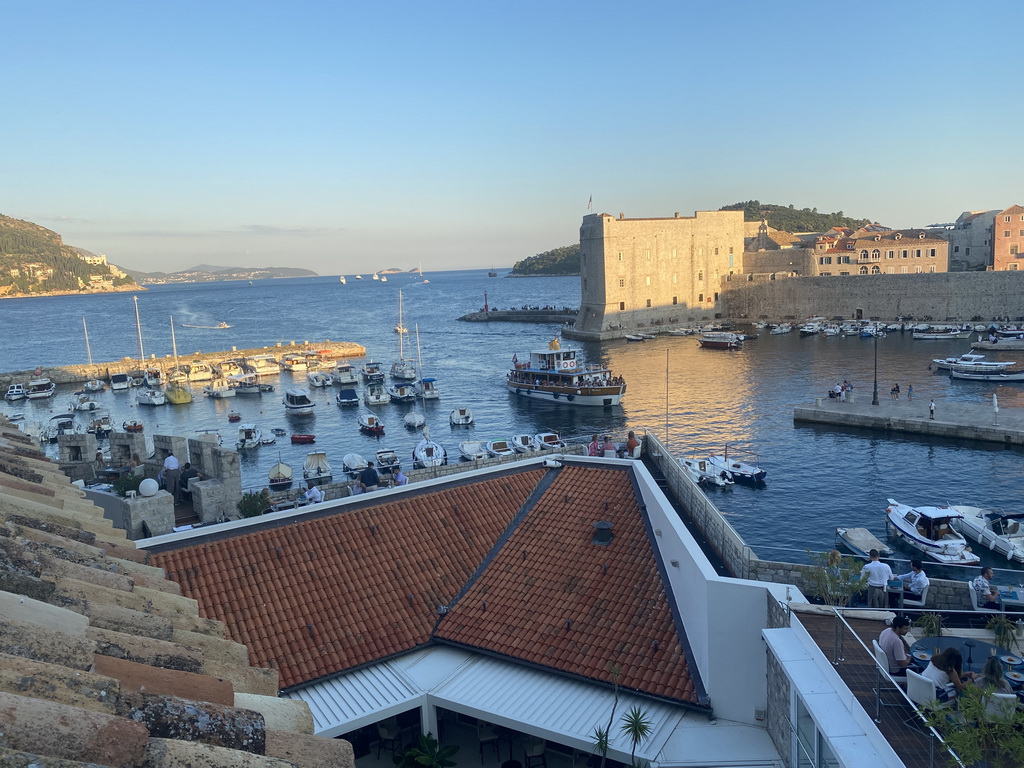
[170,315,180,367]
[133,296,145,362]
[398,290,405,358]
[82,317,93,366]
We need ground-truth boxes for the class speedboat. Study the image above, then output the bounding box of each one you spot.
[404,411,425,429]
[83,379,106,392]
[5,383,25,401]
[363,383,389,406]
[706,447,766,484]
[698,332,742,350]
[535,432,566,450]
[932,353,1014,372]
[333,362,358,385]
[303,451,332,485]
[387,383,418,403]
[885,499,980,565]
[336,388,359,406]
[486,439,516,458]
[236,423,263,450]
[342,453,368,476]
[375,448,401,476]
[449,407,474,426]
[283,388,315,415]
[306,370,332,388]
[85,412,114,439]
[510,434,541,453]
[137,389,167,406]
[203,378,236,398]
[413,429,447,468]
[680,458,735,489]
[358,412,385,435]
[43,413,82,442]
[70,393,101,412]
[950,505,1024,563]
[459,440,489,460]
[508,337,626,407]
[26,378,57,399]
[268,460,293,491]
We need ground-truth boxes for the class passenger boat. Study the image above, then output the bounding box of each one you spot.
[185,362,215,382]
[290,433,316,444]
[419,377,440,400]
[950,505,1024,563]
[43,413,82,442]
[706,446,766,484]
[486,439,516,457]
[86,412,114,439]
[4,383,25,401]
[268,460,293,490]
[83,379,106,392]
[884,499,980,565]
[510,434,541,453]
[933,353,1015,372]
[363,383,389,406]
[203,378,236,398]
[245,355,281,376]
[413,429,447,468]
[507,338,626,407]
[449,407,474,426]
[230,373,262,394]
[26,378,57,399]
[375,448,401,476]
[361,360,385,384]
[404,411,425,429]
[136,389,167,406]
[333,362,358,385]
[358,412,385,435]
[834,527,894,559]
[949,369,1024,382]
[302,451,332,485]
[680,458,735,489]
[336,388,359,406]
[283,388,315,416]
[70,393,101,412]
[122,420,144,433]
[459,440,489,460]
[535,432,566,450]
[698,332,743,350]
[387,383,418,403]
[306,370,332,388]
[342,453,368,476]
[236,424,263,450]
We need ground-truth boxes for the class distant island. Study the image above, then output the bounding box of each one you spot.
[128,264,319,284]
[0,214,140,298]
[510,245,580,276]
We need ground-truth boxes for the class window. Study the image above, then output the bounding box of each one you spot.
[928,248,936,258]
[672,296,678,305]
[915,266,922,273]
[1020,230,1024,237]
[901,250,908,258]
[820,271,831,276]
[929,265,936,273]
[618,278,624,287]
[698,270,704,281]
[1005,231,1012,237]
[915,250,921,258]
[860,250,869,261]
[859,266,868,274]
[871,265,880,274]
[713,292,719,302]
[1011,264,1019,271]
[618,301,625,310]
[1012,245,1019,255]
[698,293,704,302]
[901,266,908,274]
[887,267,894,274]
[871,249,880,261]
[729,246,734,254]
[1005,216,1011,222]
[966,247,971,255]
[887,250,894,258]
[645,276,651,286]
[954,246,959,252]
[714,247,719,255]
[618,252,623,261]
[646,298,651,307]
[839,271,850,275]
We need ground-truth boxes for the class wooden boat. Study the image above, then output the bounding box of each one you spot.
[510,434,541,453]
[302,451,332,485]
[885,499,980,565]
[413,429,447,468]
[122,420,144,433]
[535,432,566,450]
[950,369,1024,382]
[486,439,515,457]
[835,527,894,559]
[459,440,489,460]
[268,460,293,491]
[449,407,474,426]
[358,412,385,436]
[507,337,625,407]
[290,433,316,444]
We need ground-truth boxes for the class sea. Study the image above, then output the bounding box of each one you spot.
[3,269,1023,576]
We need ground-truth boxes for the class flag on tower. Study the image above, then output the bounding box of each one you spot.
[587,195,592,210]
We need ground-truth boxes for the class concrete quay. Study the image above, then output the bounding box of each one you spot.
[0,339,366,387]
[457,308,577,323]
[793,394,1024,446]
[971,339,1024,351]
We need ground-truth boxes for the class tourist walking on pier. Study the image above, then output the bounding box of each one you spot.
[907,384,913,401]
[929,400,935,419]
[890,383,900,400]
[861,549,893,609]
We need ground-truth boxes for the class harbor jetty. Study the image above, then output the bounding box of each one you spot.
[793,395,1024,446]
[0,340,366,387]
[457,307,577,323]
[972,338,1024,351]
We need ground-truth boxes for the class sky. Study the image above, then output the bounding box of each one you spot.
[2,1,1021,275]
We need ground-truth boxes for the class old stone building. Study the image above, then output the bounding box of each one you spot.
[573,210,744,337]
[947,209,998,270]
[993,204,1024,271]
[811,228,948,276]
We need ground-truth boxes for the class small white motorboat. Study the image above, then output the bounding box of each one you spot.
[510,434,541,453]
[835,527,894,559]
[486,439,516,458]
[680,458,735,488]
[283,388,315,416]
[706,446,766,484]
[358,411,385,435]
[413,429,447,468]
[70,393,101,412]
[268,460,293,491]
[342,453,368,476]
[203,378,236,398]
[83,379,106,392]
[136,389,167,406]
[885,499,980,565]
[303,451,332,485]
[535,432,566,450]
[216,359,244,378]
[333,362,359,385]
[419,377,440,400]
[950,505,1024,563]
[236,423,263,450]
[336,388,359,406]
[387,383,418,403]
[185,362,215,382]
[932,352,1014,372]
[375,448,401,476]
[459,440,489,460]
[449,407,474,426]
[769,323,793,335]
[85,412,113,439]
[363,383,389,406]
[404,411,425,429]
[43,413,82,443]
[306,370,332,388]
[26,378,57,399]
[950,369,1024,382]
[5,383,26,401]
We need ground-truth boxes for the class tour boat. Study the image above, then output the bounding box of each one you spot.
[26,378,57,399]
[333,362,359,386]
[283,388,315,416]
[336,388,359,406]
[933,353,1015,372]
[507,338,626,407]
[413,428,447,468]
[363,383,389,406]
[698,332,743,350]
[268,460,293,490]
[912,327,973,340]
[281,354,308,372]
[136,389,167,406]
[535,432,566,450]
[459,440,489,461]
[4,384,25,402]
[706,446,766,484]
[884,499,980,565]
[358,412,385,436]
[302,451,332,485]
[449,407,474,426]
[236,424,263,450]
[290,433,316,444]
[230,373,262,395]
[950,505,1024,563]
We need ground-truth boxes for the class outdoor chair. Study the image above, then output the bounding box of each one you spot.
[905,669,953,727]
[376,721,401,759]
[984,692,1019,721]
[967,582,1002,613]
[478,722,499,761]
[523,738,547,768]
[871,639,906,723]
[902,584,929,609]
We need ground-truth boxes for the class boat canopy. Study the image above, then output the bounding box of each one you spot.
[905,504,966,520]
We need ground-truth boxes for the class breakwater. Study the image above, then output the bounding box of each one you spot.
[457,308,577,323]
[0,340,366,387]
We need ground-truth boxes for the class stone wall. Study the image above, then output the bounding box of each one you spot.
[122,490,176,538]
[721,270,1024,321]
[765,642,793,768]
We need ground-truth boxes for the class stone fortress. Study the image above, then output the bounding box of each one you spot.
[566,204,1024,341]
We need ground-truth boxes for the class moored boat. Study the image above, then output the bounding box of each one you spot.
[245,355,281,376]
[83,379,106,392]
[375,448,401,476]
[404,411,425,429]
[698,332,743,350]
[358,412,385,435]
[283,388,315,416]
[913,327,973,340]
[834,527,894,559]
[507,337,626,407]
[203,378,236,398]
[342,453,368,476]
[185,362,215,382]
[281,353,308,372]
[459,440,489,460]
[290,433,316,444]
[413,428,447,468]
[950,505,1024,563]
[143,368,163,388]
[302,451,332,485]
[449,407,474,426]
[486,439,515,457]
[387,383,418,403]
[419,377,440,400]
[26,378,57,399]
[949,369,1024,382]
[137,389,167,406]
[70,393,101,412]
[535,432,566,450]
[122,420,144,433]
[306,370,332,388]
[5,383,25,401]
[884,498,980,565]
[110,373,132,392]
[43,413,82,442]
[361,360,385,384]
[336,388,359,406]
[510,434,541,453]
[933,353,1015,372]
[230,373,262,394]
[679,458,735,489]
[333,362,358,385]
[85,412,114,439]
[364,383,389,406]
[268,460,293,490]
[706,446,766,484]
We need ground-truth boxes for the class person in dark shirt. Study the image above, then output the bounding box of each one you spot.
[178,462,203,501]
[359,461,380,492]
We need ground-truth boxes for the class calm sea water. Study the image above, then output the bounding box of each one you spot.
[3,269,1023,573]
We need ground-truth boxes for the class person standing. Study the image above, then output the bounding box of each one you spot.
[907,383,913,401]
[163,453,181,502]
[878,617,912,676]
[929,399,936,419]
[861,549,894,609]
[359,461,380,492]
[890,383,900,400]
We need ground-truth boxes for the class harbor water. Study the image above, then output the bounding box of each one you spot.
[3,269,1023,573]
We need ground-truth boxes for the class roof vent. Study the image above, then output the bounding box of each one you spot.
[592,521,614,546]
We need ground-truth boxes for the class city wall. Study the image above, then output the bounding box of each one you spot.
[721,270,1024,321]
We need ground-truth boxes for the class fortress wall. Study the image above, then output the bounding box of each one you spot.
[720,271,1024,320]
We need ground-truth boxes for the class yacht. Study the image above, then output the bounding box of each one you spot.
[245,355,281,377]
[283,388,315,416]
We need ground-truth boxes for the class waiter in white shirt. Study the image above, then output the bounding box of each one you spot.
[860,549,893,609]
[163,453,181,503]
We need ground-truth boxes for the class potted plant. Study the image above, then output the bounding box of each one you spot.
[987,614,1018,652]
[804,549,866,607]
[925,684,1024,768]
[112,472,143,498]
[237,489,270,518]
[913,612,944,638]
[393,733,457,768]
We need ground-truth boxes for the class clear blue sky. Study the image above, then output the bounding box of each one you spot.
[3,1,1021,274]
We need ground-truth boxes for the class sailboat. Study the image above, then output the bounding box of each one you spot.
[419,260,429,284]
[390,291,417,379]
[165,316,193,405]
[81,318,106,391]
[410,325,445,466]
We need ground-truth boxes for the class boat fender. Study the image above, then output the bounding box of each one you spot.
[515,388,521,395]
[567,394,575,401]
[576,390,582,395]
[553,392,560,399]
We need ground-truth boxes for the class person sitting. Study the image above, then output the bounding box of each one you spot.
[878,616,912,677]
[359,461,380,492]
[619,431,640,458]
[601,436,617,457]
[301,480,323,505]
[976,654,1014,693]
[896,559,929,602]
[392,468,408,486]
[177,462,205,503]
[921,647,976,700]
[587,434,601,456]
[972,566,1001,609]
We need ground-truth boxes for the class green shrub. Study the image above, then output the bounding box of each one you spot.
[112,472,143,498]
[237,489,270,518]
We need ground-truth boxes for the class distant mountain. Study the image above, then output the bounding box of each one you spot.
[719,200,873,232]
[128,264,319,284]
[0,213,139,297]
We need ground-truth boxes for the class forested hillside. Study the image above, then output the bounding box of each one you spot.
[720,200,873,232]
[510,244,580,275]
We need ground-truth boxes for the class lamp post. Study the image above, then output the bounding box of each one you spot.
[871,330,879,406]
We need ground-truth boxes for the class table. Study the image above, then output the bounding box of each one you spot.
[100,465,130,482]
[886,579,905,610]
[998,587,1024,609]
[910,636,1013,674]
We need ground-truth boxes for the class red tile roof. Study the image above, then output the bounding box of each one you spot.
[152,464,702,705]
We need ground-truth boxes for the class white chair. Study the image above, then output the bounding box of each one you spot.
[903,584,929,609]
[984,692,1019,721]
[906,669,953,723]
[603,449,617,458]
[968,581,1002,613]
[871,640,906,723]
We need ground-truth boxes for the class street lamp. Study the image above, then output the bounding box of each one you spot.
[871,330,879,406]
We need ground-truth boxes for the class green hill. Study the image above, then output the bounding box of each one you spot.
[719,200,873,232]
[510,244,580,276]
[0,214,137,296]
